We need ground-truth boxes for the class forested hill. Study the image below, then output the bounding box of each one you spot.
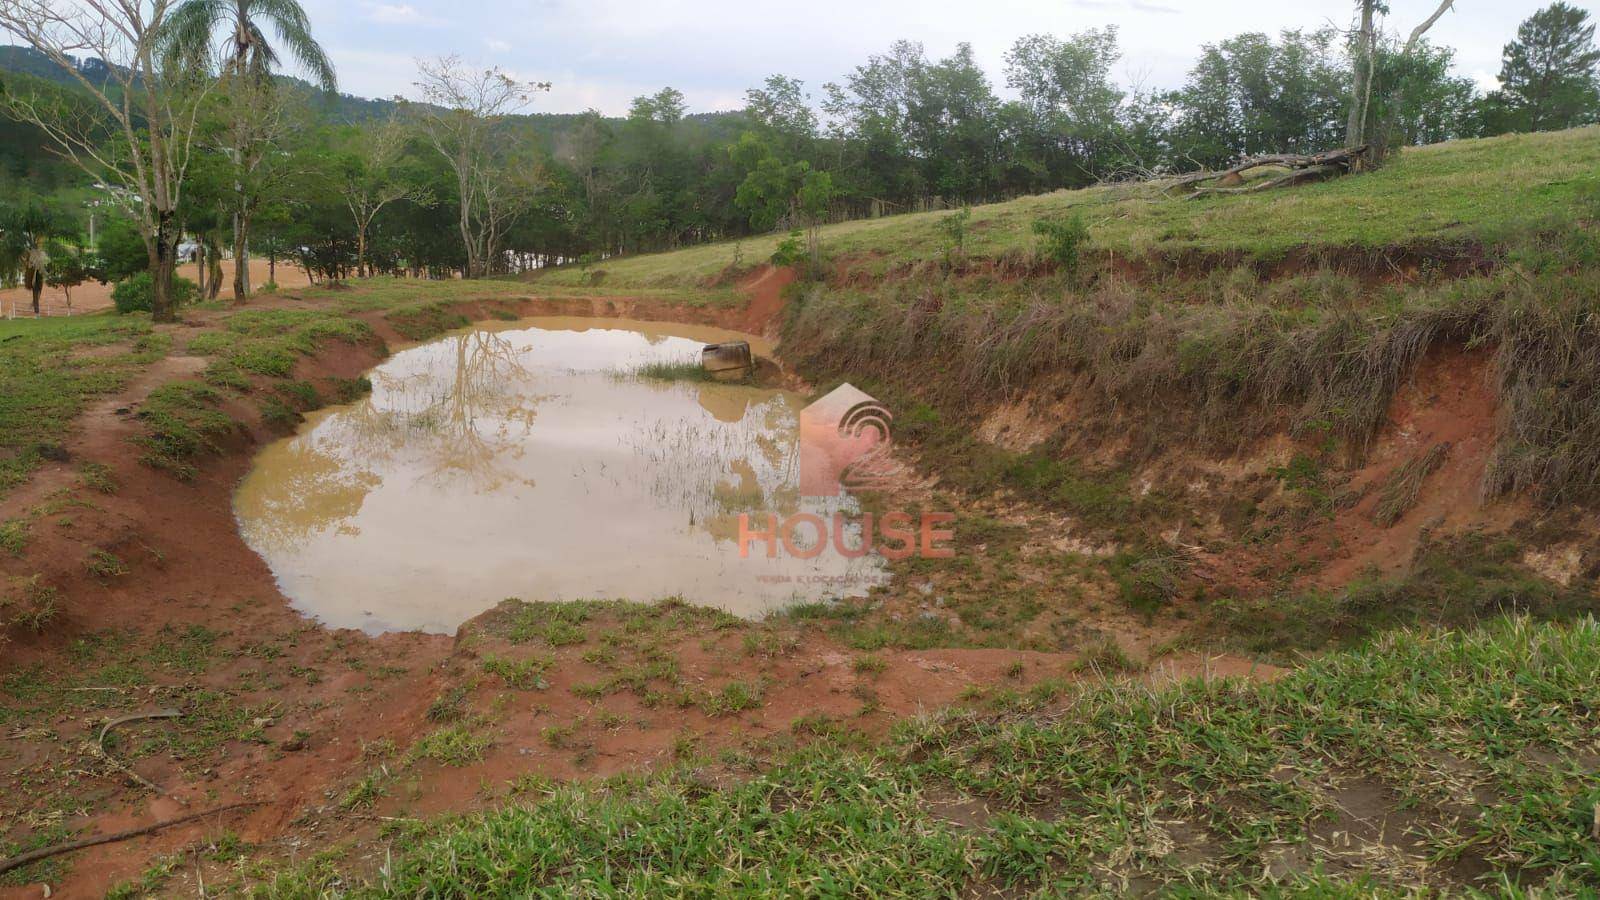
[0,44,745,191]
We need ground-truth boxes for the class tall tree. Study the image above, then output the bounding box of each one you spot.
[160,0,336,300]
[338,119,432,277]
[1005,29,1125,185]
[1346,0,1459,165]
[0,0,211,322]
[1490,2,1600,132]
[411,56,548,277]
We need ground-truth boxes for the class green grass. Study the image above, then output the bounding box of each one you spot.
[259,617,1600,895]
[0,313,166,497]
[192,308,374,386]
[1219,533,1600,659]
[628,358,713,383]
[133,381,239,479]
[530,127,1600,290]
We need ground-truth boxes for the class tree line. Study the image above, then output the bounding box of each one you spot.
[1,0,1597,320]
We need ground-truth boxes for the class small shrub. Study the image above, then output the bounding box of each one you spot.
[258,397,301,430]
[1031,214,1090,275]
[111,272,198,314]
[85,549,128,579]
[938,207,972,262]
[770,230,807,267]
[275,381,322,411]
[328,377,373,403]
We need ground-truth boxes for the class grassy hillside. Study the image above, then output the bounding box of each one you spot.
[533,126,1600,288]
[255,616,1600,896]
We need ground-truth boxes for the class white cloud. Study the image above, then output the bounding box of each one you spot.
[362,3,436,26]
[485,38,512,53]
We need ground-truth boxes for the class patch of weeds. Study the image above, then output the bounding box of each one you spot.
[0,518,27,556]
[1373,442,1450,527]
[410,720,492,766]
[482,654,552,690]
[78,461,117,494]
[134,381,238,478]
[340,767,391,810]
[259,396,301,430]
[1070,637,1142,674]
[1218,533,1599,656]
[84,549,128,579]
[698,680,764,716]
[1106,545,1186,616]
[630,359,713,383]
[501,601,593,647]
[185,330,241,356]
[104,855,179,900]
[1,576,59,634]
[852,654,887,676]
[275,380,322,411]
[386,302,469,341]
[427,685,470,723]
[328,376,372,403]
[146,624,221,674]
[741,630,799,658]
[541,722,579,749]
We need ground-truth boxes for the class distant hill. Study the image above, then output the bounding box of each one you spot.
[0,44,744,154]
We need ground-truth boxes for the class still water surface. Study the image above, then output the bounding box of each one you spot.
[235,317,883,634]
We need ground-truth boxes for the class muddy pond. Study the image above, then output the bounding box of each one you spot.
[234,317,885,634]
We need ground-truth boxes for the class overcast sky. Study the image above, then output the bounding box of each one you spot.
[283,1,1590,113]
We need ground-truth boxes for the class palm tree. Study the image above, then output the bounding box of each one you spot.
[163,0,335,92]
[160,0,335,301]
[0,204,73,317]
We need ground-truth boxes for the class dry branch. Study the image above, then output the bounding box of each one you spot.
[94,708,181,799]
[1161,146,1369,199]
[0,801,261,876]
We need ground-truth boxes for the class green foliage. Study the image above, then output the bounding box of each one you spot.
[111,272,197,314]
[95,216,150,282]
[134,381,238,478]
[481,654,552,690]
[937,207,971,262]
[1484,2,1600,134]
[768,230,806,267]
[1031,213,1090,273]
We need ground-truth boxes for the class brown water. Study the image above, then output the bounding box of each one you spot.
[234,317,885,634]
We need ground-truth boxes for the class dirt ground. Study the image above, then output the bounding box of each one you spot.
[0,273,1563,897]
[0,260,313,318]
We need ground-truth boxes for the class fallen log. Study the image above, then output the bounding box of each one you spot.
[1163,146,1368,197]
[1187,164,1347,199]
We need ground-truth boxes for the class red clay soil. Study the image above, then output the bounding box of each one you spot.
[0,276,1269,898]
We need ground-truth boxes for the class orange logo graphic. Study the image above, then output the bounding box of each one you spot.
[799,383,900,496]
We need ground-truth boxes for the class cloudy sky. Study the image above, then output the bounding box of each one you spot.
[309,0,1556,114]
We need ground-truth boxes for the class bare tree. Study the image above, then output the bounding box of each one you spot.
[1346,0,1458,165]
[341,118,432,277]
[409,56,548,278]
[0,0,212,322]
